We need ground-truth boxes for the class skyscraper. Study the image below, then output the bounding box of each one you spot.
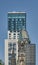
[5,12,36,65]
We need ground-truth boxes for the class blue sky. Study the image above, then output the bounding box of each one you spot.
[0,0,38,65]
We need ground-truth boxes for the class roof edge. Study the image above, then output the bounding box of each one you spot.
[8,11,26,13]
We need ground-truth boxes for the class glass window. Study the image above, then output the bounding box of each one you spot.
[13,43,16,51]
[8,43,12,47]
[13,43,16,45]
[22,18,24,26]
[9,33,11,35]
[16,18,18,21]
[8,53,12,56]
[12,18,14,21]
[13,43,16,48]
[14,33,16,35]
[9,57,11,60]
[19,18,21,21]
[12,54,16,58]
[8,18,12,21]
[9,62,11,65]
[17,33,19,35]
[8,47,12,51]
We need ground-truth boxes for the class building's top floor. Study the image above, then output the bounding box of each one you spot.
[8,11,26,18]
[8,11,26,32]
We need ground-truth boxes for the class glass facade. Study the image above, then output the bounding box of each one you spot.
[8,42,16,65]
[8,13,26,32]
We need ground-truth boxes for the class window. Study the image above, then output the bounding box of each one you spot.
[12,54,16,58]
[9,33,11,35]
[12,18,14,21]
[8,53,12,56]
[9,57,11,60]
[16,18,18,21]
[8,18,12,21]
[8,47,12,51]
[8,43,12,47]
[22,18,24,26]
[13,43,16,51]
[19,18,21,21]
[17,33,19,35]
[9,62,11,65]
[14,33,16,35]
[8,43,13,52]
[13,43,16,48]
